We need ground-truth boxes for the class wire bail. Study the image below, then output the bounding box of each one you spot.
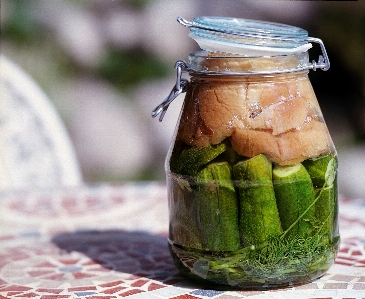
[181,38,330,76]
[151,60,189,122]
[306,37,330,71]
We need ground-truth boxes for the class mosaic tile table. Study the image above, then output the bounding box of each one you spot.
[0,182,364,299]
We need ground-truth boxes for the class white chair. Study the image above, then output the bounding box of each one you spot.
[0,55,82,191]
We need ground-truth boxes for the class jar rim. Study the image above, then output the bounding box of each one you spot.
[189,50,305,59]
[187,50,310,75]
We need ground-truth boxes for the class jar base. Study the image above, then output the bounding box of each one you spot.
[169,241,337,290]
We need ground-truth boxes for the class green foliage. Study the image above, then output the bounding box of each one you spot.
[97,47,169,92]
[2,0,43,44]
[125,0,151,9]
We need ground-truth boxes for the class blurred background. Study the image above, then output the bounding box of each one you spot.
[1,0,364,198]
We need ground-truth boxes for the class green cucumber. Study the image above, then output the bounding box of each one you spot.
[195,162,240,251]
[168,174,203,250]
[170,142,228,176]
[273,163,315,239]
[302,154,337,188]
[233,154,282,247]
[313,185,336,241]
[303,154,338,240]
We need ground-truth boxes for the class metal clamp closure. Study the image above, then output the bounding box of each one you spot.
[307,37,330,71]
[151,60,189,122]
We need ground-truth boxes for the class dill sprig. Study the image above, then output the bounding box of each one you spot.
[172,232,336,286]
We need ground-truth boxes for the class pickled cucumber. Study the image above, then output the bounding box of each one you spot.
[273,163,315,239]
[170,142,228,176]
[303,154,338,240]
[302,154,337,188]
[168,173,203,249]
[233,154,282,247]
[195,162,240,251]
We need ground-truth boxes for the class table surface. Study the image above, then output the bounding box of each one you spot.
[0,182,364,299]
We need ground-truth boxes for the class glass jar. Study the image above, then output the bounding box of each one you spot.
[152,17,339,289]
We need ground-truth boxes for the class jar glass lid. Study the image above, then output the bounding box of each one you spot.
[178,16,312,56]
